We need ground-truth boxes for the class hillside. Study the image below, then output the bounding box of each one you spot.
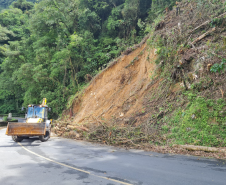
[54,0,226,159]
[69,42,157,126]
[0,0,153,116]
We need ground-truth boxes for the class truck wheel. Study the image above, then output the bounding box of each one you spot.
[39,130,50,142]
[12,136,23,142]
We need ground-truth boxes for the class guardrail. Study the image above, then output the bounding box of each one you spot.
[0,114,8,117]
[12,114,25,118]
[0,114,25,118]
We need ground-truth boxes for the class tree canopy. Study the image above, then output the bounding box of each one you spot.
[0,0,177,117]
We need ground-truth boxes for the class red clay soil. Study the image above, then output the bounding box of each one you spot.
[70,44,158,126]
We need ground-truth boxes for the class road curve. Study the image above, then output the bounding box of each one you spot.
[0,128,226,185]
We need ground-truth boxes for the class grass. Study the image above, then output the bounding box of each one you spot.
[165,94,226,147]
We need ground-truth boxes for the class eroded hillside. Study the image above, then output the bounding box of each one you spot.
[71,44,158,126]
[54,0,226,159]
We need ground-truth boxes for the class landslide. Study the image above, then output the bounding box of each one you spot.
[54,0,226,159]
[70,43,157,126]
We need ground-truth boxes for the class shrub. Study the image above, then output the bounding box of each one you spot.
[168,95,226,147]
[3,116,7,121]
[210,58,226,73]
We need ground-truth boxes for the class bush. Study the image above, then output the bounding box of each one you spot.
[210,58,226,73]
[3,116,7,121]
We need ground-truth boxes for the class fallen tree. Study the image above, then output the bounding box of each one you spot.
[173,144,226,153]
[190,12,226,33]
[191,27,216,45]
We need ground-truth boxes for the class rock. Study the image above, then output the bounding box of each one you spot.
[120,112,124,117]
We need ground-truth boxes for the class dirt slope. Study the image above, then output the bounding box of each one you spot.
[71,44,157,126]
[55,0,226,159]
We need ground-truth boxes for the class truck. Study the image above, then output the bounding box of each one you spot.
[5,98,52,142]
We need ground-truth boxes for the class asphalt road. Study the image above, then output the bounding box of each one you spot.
[0,129,226,185]
[16,118,26,122]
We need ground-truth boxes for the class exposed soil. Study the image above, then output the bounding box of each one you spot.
[70,44,158,126]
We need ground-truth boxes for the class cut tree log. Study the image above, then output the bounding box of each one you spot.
[191,27,216,45]
[173,144,226,153]
[67,125,89,132]
[190,12,226,33]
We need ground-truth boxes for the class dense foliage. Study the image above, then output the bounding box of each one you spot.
[0,0,177,117]
[0,0,36,11]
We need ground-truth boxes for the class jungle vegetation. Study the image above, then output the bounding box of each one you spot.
[0,0,177,117]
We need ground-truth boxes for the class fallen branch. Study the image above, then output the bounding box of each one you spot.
[191,27,216,45]
[173,144,226,153]
[67,125,89,132]
[219,87,224,98]
[190,12,226,33]
[118,139,136,145]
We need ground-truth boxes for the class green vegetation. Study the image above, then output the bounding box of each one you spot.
[210,58,226,73]
[144,0,226,148]
[168,94,226,147]
[0,0,177,117]
[3,116,7,121]
[0,0,36,11]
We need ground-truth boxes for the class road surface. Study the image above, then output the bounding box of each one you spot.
[0,128,226,185]
[0,117,25,122]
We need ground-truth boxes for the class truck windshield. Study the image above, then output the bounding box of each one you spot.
[27,106,45,118]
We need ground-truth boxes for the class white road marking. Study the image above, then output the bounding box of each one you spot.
[18,142,132,185]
